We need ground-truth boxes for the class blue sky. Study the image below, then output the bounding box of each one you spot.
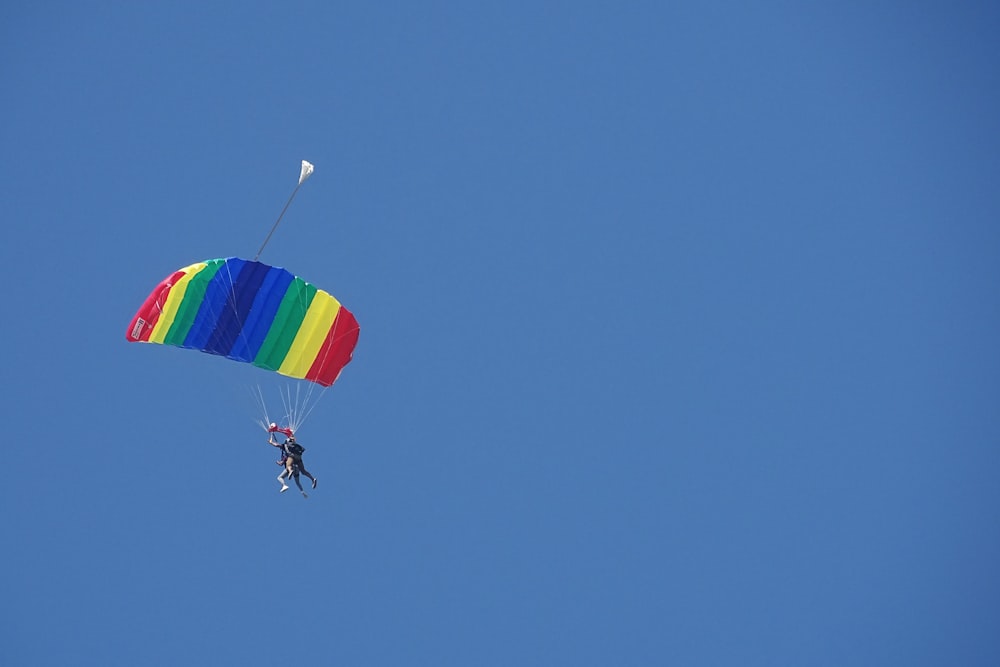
[3,2,999,665]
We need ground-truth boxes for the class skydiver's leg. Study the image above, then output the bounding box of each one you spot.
[277,468,290,492]
[298,464,317,489]
[292,471,304,492]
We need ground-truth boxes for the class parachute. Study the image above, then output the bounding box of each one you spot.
[126,161,357,435]
[126,257,359,387]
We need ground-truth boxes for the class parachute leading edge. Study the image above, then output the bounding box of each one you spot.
[127,257,359,387]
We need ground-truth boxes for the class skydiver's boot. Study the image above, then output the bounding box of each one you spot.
[312,477,318,489]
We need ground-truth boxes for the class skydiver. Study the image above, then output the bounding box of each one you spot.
[269,433,317,497]
[267,427,295,491]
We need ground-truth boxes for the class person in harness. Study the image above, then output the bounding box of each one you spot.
[268,428,317,496]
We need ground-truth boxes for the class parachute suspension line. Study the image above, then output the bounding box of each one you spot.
[266,380,327,435]
[294,384,330,431]
[250,382,310,435]
[294,373,315,424]
[295,382,316,434]
[254,160,315,262]
[249,384,273,433]
[279,383,303,433]
[280,385,295,431]
[289,382,306,433]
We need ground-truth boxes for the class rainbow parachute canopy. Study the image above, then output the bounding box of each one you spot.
[127,257,359,387]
